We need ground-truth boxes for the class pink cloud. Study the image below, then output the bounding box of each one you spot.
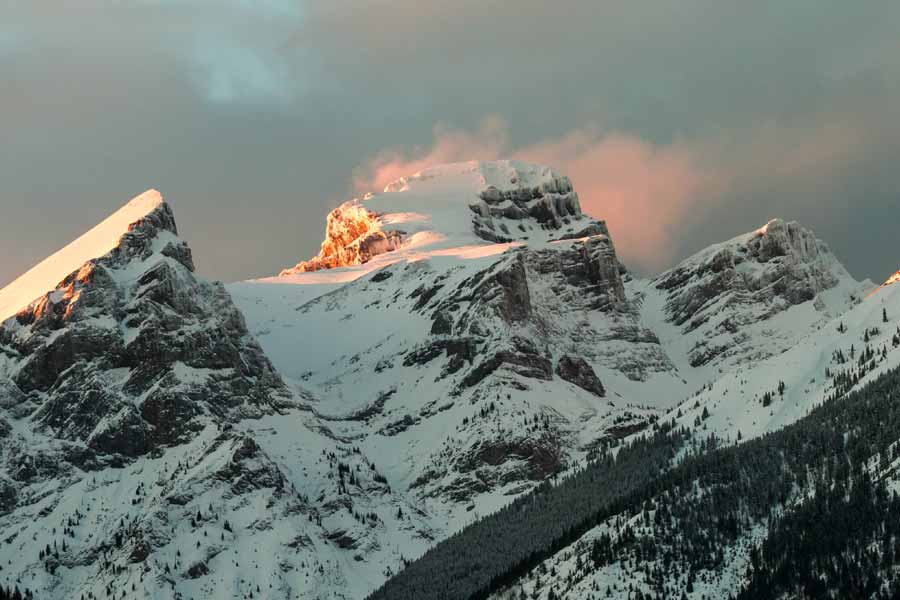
[352,117,509,194]
[353,118,718,273]
[516,130,719,272]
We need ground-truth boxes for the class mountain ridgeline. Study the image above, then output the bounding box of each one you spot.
[1,161,897,600]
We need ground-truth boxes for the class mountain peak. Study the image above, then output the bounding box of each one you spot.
[669,218,838,276]
[756,217,785,233]
[0,189,169,323]
[650,217,862,369]
[123,187,164,211]
[281,160,600,275]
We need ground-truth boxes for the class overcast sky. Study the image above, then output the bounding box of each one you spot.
[1,1,898,286]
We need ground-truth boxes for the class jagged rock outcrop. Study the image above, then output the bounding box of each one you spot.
[525,232,628,314]
[475,253,533,323]
[658,219,842,329]
[281,202,404,274]
[650,218,863,368]
[556,355,605,397]
[469,174,581,242]
[0,197,289,459]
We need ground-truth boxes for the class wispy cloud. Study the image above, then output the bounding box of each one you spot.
[518,130,719,272]
[3,0,307,105]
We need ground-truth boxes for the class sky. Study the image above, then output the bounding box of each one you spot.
[1,1,898,286]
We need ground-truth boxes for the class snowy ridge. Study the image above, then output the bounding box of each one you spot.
[0,190,165,323]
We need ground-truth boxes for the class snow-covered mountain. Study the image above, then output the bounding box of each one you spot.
[232,162,678,512]
[0,161,887,600]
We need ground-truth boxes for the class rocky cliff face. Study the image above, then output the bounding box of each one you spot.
[468,173,593,243]
[0,199,289,462]
[645,218,865,369]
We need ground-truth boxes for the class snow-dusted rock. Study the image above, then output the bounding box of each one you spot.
[555,356,605,398]
[642,218,867,370]
[0,195,289,459]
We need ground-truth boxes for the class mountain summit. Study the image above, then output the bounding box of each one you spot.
[280,160,599,275]
[0,190,166,323]
[641,217,865,370]
[0,190,288,455]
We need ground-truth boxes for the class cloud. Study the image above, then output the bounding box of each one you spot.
[354,118,719,272]
[517,131,719,272]
[2,0,306,106]
[352,117,509,193]
[191,38,294,104]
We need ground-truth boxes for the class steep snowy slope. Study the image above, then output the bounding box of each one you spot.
[669,266,900,444]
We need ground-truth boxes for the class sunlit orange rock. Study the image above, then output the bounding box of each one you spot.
[281,202,403,274]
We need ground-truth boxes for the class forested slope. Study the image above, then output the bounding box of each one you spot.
[370,366,900,600]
